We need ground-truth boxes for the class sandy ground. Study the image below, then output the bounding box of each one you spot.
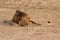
[0,8,60,40]
[0,0,60,40]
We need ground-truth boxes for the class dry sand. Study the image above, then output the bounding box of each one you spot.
[0,0,60,40]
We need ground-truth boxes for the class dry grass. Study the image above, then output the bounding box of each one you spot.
[0,0,60,40]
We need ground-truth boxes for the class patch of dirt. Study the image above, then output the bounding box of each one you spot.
[0,0,60,40]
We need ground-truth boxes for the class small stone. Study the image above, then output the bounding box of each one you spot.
[48,21,51,23]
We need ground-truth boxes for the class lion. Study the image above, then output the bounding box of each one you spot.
[12,10,41,26]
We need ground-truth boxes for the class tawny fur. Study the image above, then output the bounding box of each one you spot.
[12,10,41,26]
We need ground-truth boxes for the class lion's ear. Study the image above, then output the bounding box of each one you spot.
[16,10,20,13]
